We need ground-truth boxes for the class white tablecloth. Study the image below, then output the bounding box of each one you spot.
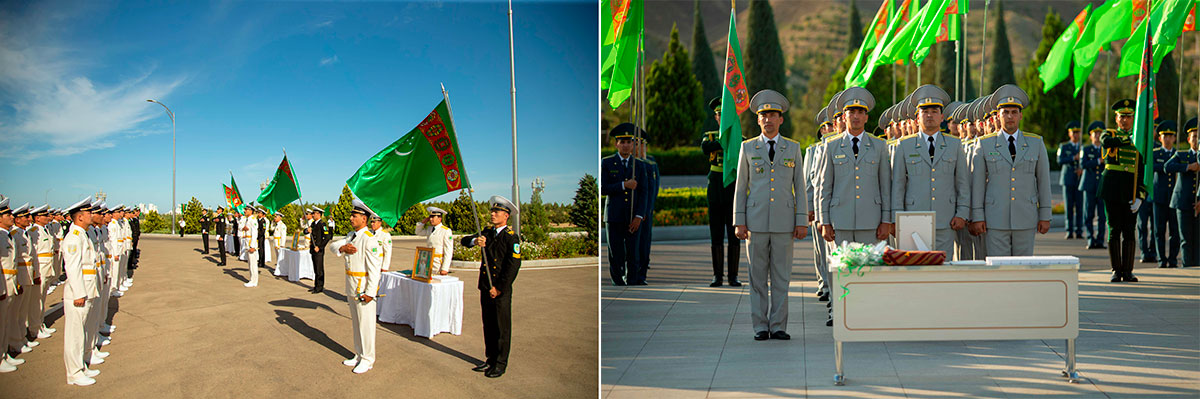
[274,249,314,281]
[376,273,463,338]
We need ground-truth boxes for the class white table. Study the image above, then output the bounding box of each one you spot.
[830,260,1080,385]
[274,249,314,281]
[376,272,463,338]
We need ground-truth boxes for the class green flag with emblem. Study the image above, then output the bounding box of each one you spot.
[256,154,302,214]
[1038,4,1092,91]
[1131,14,1156,201]
[719,6,748,187]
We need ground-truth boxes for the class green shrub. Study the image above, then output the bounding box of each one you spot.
[452,234,597,261]
[601,146,709,175]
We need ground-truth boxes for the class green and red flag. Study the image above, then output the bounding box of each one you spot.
[1072,0,1130,96]
[228,174,245,213]
[845,0,894,89]
[849,0,915,87]
[222,184,235,210]
[1038,4,1092,92]
[908,0,955,65]
[256,154,302,214]
[719,6,749,187]
[600,0,643,109]
[935,0,966,43]
[346,99,469,227]
[1117,0,1194,77]
[1185,2,1196,32]
[1131,15,1156,201]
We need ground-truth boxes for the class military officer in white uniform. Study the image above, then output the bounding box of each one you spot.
[368,214,393,271]
[968,85,1053,256]
[10,204,39,355]
[242,206,260,287]
[890,85,970,254]
[84,203,109,367]
[0,199,22,373]
[733,89,809,341]
[61,198,100,385]
[818,86,893,246]
[272,212,287,262]
[416,206,454,275]
[28,205,57,340]
[334,199,383,374]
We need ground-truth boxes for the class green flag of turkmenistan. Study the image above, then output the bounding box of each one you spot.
[256,155,301,214]
[720,6,749,187]
[1117,0,1193,78]
[1039,4,1092,92]
[1131,14,1156,202]
[845,0,894,89]
[229,174,245,213]
[908,0,954,65]
[849,0,915,87]
[1071,0,1129,96]
[346,100,469,227]
[602,0,642,109]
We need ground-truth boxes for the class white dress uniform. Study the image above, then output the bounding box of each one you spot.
[0,217,19,372]
[62,221,99,385]
[373,227,393,272]
[84,224,107,365]
[272,220,287,261]
[416,221,453,274]
[29,222,56,338]
[9,223,37,352]
[243,215,260,287]
[334,204,382,373]
[106,219,124,298]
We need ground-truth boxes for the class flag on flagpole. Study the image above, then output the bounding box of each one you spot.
[1185,2,1196,32]
[934,0,966,43]
[908,0,955,65]
[849,0,915,87]
[223,184,235,210]
[229,174,245,213]
[1072,0,1131,96]
[601,0,643,109]
[719,6,749,187]
[1038,4,1092,92]
[1131,14,1156,201]
[845,0,894,89]
[346,99,470,227]
[1117,0,1193,78]
[256,155,302,214]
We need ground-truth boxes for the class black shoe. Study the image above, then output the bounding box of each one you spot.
[1142,257,1157,264]
[818,292,829,302]
[472,363,492,372]
[1124,273,1138,282]
[1065,233,1074,239]
[311,287,324,294]
[770,331,791,340]
[634,281,648,286]
[485,367,505,378]
[754,331,769,341]
[710,277,722,287]
[826,315,834,327]
[1111,272,1123,282]
[613,281,627,286]
[728,279,742,287]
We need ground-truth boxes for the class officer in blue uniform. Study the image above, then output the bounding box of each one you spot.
[1152,120,1180,268]
[1080,121,1107,249]
[636,136,659,285]
[1058,121,1085,238]
[1165,117,1200,267]
[602,123,649,286]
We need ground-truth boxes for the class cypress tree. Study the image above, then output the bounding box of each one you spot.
[986,1,1016,91]
[646,24,705,148]
[741,0,791,138]
[848,0,864,53]
[1156,53,1180,124]
[691,0,722,133]
[1020,8,1078,143]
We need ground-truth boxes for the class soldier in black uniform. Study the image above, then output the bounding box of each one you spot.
[130,208,142,269]
[601,123,648,286]
[214,207,227,266]
[200,209,211,254]
[231,213,241,255]
[462,196,522,379]
[309,207,331,294]
[702,98,741,287]
[1099,99,1149,282]
[256,207,267,270]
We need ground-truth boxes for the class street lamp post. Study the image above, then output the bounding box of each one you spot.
[147,99,176,234]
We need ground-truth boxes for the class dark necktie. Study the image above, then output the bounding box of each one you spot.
[928,137,935,161]
[852,137,860,157]
[768,140,776,162]
[1008,136,1017,161]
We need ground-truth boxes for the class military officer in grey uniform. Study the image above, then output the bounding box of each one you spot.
[1152,121,1181,268]
[1081,122,1108,249]
[733,89,808,341]
[968,85,1052,256]
[806,107,831,301]
[890,85,969,254]
[1166,117,1200,266]
[818,86,892,246]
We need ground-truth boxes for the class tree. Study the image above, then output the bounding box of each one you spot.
[825,52,900,133]
[141,211,168,233]
[330,185,354,235]
[181,197,203,234]
[523,188,551,243]
[986,1,1016,92]
[691,0,722,133]
[396,203,429,235]
[935,41,956,97]
[570,174,599,237]
[647,24,705,148]
[741,0,791,139]
[279,203,304,235]
[1020,8,1079,144]
[1156,53,1180,124]
[447,190,487,234]
[847,0,864,54]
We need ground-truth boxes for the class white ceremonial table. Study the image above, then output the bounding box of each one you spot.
[273,249,314,281]
[830,259,1080,385]
[376,272,463,338]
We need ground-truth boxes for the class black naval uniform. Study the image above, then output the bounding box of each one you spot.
[1098,129,1148,281]
[257,216,267,269]
[702,131,740,284]
[309,219,330,292]
[215,215,227,265]
[231,217,241,254]
[130,216,141,268]
[201,214,211,253]
[461,226,521,375]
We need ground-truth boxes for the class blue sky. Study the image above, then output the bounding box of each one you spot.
[0,0,597,212]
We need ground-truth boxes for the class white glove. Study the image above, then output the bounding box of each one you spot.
[1130,198,1142,213]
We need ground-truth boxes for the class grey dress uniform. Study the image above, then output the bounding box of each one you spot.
[819,132,893,243]
[891,132,970,253]
[732,89,808,336]
[969,130,1052,255]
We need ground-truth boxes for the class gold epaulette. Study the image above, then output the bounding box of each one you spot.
[1023,132,1042,139]
[822,133,844,143]
[743,137,757,143]
[977,132,999,140]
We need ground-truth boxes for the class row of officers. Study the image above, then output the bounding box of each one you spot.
[605,82,1199,340]
[0,197,141,386]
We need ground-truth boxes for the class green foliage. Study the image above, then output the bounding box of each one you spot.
[935,41,956,97]
[181,197,204,234]
[447,190,488,234]
[1020,8,1080,146]
[1156,53,1180,124]
[569,174,599,237]
[279,203,304,235]
[396,203,430,235]
[140,211,168,234]
[545,203,572,224]
[647,24,705,149]
[523,188,551,243]
[655,187,707,209]
[824,52,900,133]
[742,0,792,139]
[847,0,863,54]
[330,185,354,235]
[691,0,722,133]
[452,233,597,261]
[986,1,1016,92]
[655,207,708,226]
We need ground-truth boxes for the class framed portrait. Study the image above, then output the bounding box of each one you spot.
[895,211,936,251]
[411,246,435,283]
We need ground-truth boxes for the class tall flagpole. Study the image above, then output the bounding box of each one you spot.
[1105,51,1112,128]
[1081,80,1088,131]
[507,0,521,235]
[443,83,494,289]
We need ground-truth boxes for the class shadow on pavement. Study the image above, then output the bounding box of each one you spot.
[269,297,338,315]
[378,322,483,366]
[274,309,355,359]
[222,267,249,283]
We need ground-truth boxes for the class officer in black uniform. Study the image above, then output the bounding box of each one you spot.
[636,137,659,285]
[1152,120,1180,268]
[601,123,648,286]
[701,98,740,287]
[231,213,241,255]
[256,206,268,269]
[130,208,142,268]
[200,209,212,253]
[214,207,227,266]
[309,207,331,294]
[1166,117,1200,266]
[1099,99,1148,282]
[462,196,522,379]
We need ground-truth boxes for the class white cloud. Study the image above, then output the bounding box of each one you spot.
[315,20,333,28]
[319,55,340,66]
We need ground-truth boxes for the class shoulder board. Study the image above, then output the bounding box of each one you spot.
[898,133,919,142]
[779,136,799,144]
[439,225,450,231]
[742,137,757,144]
[1153,147,1166,152]
[822,133,844,143]
[978,133,999,140]
[73,230,81,236]
[507,229,514,235]
[365,231,374,237]
[1023,132,1042,139]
